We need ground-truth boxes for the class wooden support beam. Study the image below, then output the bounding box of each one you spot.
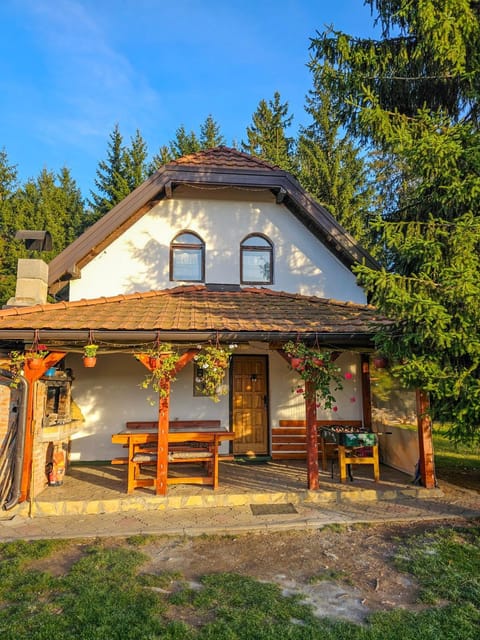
[155,381,169,495]
[416,389,436,489]
[20,351,67,502]
[305,379,319,490]
[361,354,372,430]
[148,348,198,496]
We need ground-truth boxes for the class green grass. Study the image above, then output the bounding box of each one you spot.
[0,525,479,639]
[433,424,480,473]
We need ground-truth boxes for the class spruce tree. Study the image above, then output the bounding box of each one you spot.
[298,78,378,252]
[0,149,19,305]
[310,0,480,443]
[125,129,149,191]
[168,125,201,158]
[200,115,226,148]
[88,124,131,221]
[241,92,296,172]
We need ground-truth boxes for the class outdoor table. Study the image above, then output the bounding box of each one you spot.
[111,428,234,493]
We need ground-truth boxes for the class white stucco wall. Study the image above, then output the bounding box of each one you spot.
[68,347,363,462]
[69,188,367,304]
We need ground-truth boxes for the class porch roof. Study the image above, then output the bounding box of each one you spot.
[0,285,388,348]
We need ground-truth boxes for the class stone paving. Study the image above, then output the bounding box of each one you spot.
[0,461,478,541]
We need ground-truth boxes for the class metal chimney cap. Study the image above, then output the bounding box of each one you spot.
[14,230,53,252]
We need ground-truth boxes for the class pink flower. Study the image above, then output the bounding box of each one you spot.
[344,372,353,380]
[332,406,338,412]
[350,396,356,403]
[296,387,304,394]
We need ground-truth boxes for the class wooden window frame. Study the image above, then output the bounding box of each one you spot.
[170,230,205,282]
[240,233,273,285]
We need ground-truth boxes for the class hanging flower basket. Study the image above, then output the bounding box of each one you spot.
[26,344,49,370]
[283,340,343,409]
[138,343,181,402]
[83,344,99,368]
[193,343,237,402]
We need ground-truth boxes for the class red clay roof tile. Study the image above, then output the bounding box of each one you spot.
[169,146,279,171]
[0,286,385,336]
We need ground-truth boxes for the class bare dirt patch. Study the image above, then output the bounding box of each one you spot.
[140,518,463,623]
[29,476,479,624]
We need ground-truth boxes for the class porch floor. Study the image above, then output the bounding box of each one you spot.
[23,459,441,518]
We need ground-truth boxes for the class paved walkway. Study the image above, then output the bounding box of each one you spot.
[1,482,478,542]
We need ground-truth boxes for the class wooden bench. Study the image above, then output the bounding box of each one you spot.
[112,420,224,465]
[111,420,234,493]
[275,420,363,465]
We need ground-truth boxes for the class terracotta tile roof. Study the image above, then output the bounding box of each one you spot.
[169,146,279,171]
[0,286,385,337]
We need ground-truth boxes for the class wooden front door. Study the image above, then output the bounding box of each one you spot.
[231,356,268,455]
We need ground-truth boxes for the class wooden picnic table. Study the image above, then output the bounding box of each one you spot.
[111,427,234,494]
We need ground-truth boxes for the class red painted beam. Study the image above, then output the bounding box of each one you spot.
[416,390,436,489]
[305,379,319,490]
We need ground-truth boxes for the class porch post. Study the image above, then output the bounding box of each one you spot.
[19,352,66,502]
[155,381,169,496]
[360,354,372,430]
[416,389,436,488]
[151,349,199,496]
[305,379,319,490]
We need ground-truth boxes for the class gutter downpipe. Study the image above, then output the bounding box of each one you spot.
[0,368,29,511]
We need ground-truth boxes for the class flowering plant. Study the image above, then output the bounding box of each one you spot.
[283,340,343,409]
[26,343,49,359]
[138,342,180,402]
[8,350,26,388]
[194,343,237,402]
[83,344,99,358]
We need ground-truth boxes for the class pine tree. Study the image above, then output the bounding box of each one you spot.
[149,145,173,174]
[88,124,131,221]
[200,115,226,148]
[241,92,296,172]
[298,78,378,252]
[0,165,87,305]
[169,125,201,158]
[0,149,19,305]
[125,129,149,191]
[310,1,480,443]
[309,0,480,139]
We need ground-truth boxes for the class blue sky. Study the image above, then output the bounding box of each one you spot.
[0,1,378,199]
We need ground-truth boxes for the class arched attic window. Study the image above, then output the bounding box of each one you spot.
[240,234,273,285]
[170,231,205,282]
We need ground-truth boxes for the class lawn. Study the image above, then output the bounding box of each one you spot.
[433,425,480,490]
[0,524,479,640]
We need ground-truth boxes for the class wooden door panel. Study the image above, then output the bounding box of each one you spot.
[232,356,268,455]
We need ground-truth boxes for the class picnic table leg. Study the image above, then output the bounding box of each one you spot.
[212,441,219,490]
[338,446,348,483]
[127,439,135,494]
[373,445,380,482]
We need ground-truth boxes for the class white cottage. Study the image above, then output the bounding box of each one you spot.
[1,147,430,507]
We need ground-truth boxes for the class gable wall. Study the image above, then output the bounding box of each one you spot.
[69,188,367,303]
